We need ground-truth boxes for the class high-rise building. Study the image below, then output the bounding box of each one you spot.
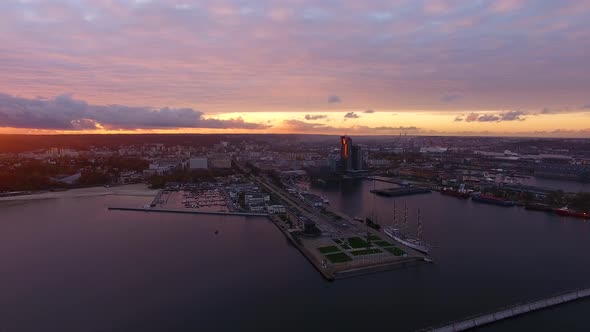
[340,136,365,171]
[340,136,353,171]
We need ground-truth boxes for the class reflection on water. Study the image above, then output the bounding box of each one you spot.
[1,182,589,331]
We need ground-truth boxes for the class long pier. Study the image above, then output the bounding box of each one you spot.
[366,176,408,185]
[425,287,590,332]
[108,206,269,217]
[371,186,431,197]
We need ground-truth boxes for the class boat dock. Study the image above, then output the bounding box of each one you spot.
[424,287,590,332]
[108,206,269,217]
[366,176,409,185]
[371,186,431,197]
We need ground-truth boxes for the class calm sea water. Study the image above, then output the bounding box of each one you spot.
[1,181,589,331]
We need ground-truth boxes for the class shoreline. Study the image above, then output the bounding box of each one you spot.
[0,184,158,202]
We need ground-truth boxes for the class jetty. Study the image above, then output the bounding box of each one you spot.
[367,176,409,185]
[424,286,590,331]
[370,186,431,197]
[108,206,269,217]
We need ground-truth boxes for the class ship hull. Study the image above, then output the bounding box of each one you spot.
[384,228,429,254]
[554,209,590,219]
[440,189,470,199]
[472,194,515,207]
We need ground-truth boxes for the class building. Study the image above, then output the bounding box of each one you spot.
[267,205,286,214]
[340,136,365,172]
[209,157,232,169]
[340,136,353,171]
[189,157,208,169]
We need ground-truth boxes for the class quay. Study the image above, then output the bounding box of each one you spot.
[366,176,409,185]
[424,287,590,332]
[253,176,431,281]
[371,186,431,197]
[108,206,269,217]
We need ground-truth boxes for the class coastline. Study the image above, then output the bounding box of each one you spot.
[0,184,158,202]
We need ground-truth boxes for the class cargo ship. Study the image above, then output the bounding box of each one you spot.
[554,206,590,219]
[525,202,553,212]
[383,202,429,255]
[471,193,515,207]
[440,186,470,199]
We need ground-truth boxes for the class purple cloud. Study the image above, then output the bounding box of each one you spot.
[328,95,341,103]
[441,94,462,102]
[344,112,360,119]
[304,114,328,120]
[0,93,270,130]
[0,0,589,122]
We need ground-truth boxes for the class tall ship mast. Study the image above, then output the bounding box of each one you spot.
[383,204,430,255]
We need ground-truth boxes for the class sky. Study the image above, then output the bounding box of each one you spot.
[0,0,589,137]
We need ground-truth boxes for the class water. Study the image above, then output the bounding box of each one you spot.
[529,177,589,193]
[1,182,590,332]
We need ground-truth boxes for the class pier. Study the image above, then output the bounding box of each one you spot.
[424,287,590,332]
[370,186,431,197]
[366,176,409,185]
[108,206,269,217]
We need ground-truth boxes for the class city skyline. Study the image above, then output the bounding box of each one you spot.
[1,0,590,137]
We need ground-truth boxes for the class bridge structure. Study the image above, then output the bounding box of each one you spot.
[424,287,590,332]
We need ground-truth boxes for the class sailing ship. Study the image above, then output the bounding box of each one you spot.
[383,201,430,254]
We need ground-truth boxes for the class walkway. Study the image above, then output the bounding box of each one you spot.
[425,287,590,331]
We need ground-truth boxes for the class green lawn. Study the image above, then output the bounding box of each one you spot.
[347,237,370,248]
[318,245,341,254]
[350,248,382,256]
[384,247,406,256]
[374,240,395,247]
[368,235,382,241]
[325,252,352,263]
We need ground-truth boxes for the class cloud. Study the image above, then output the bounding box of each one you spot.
[465,113,480,122]
[281,119,420,134]
[462,110,527,122]
[363,109,376,114]
[0,93,270,131]
[304,114,328,120]
[441,94,462,102]
[327,95,341,103]
[583,104,590,109]
[0,0,589,133]
[344,112,360,119]
[282,119,326,131]
[500,110,526,121]
[374,126,419,131]
[477,114,501,122]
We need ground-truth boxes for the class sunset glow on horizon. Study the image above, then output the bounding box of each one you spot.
[1,0,589,137]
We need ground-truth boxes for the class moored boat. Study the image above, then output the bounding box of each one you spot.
[440,187,470,199]
[471,193,515,207]
[383,202,430,255]
[554,206,590,219]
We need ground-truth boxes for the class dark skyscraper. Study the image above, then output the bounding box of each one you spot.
[340,136,364,172]
[340,136,353,171]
